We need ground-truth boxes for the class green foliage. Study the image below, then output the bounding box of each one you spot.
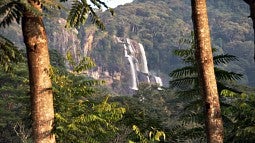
[0,34,24,72]
[129,125,166,143]
[221,89,255,142]
[49,49,66,69]
[0,0,112,30]
[66,0,114,29]
[0,0,54,27]
[110,84,178,142]
[0,63,31,142]
[52,57,125,143]
[169,34,243,142]
[0,50,126,142]
[0,0,24,27]
[66,51,96,73]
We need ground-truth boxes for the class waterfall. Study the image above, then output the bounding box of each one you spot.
[124,44,128,57]
[126,38,135,55]
[119,37,163,90]
[126,54,138,90]
[138,43,149,74]
[138,43,150,83]
[154,76,163,90]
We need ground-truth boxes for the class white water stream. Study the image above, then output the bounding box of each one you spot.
[120,37,163,90]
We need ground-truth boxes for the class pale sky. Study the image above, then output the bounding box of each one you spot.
[103,0,133,8]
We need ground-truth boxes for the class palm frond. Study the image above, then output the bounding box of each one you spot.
[213,54,238,65]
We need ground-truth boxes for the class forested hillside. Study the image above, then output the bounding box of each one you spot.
[0,0,254,90]
[1,0,255,142]
[92,0,254,87]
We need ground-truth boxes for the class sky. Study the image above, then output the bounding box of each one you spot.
[103,0,134,8]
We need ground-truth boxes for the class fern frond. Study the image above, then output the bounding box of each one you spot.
[131,125,149,143]
[73,57,96,73]
[180,111,204,125]
[183,99,203,112]
[0,1,24,27]
[179,127,205,141]
[169,66,197,78]
[90,0,107,9]
[66,0,88,28]
[170,77,197,88]
[213,54,238,65]
[215,68,243,81]
[217,82,242,94]
[175,89,200,100]
[87,5,105,29]
[173,48,195,59]
[66,0,107,29]
[0,35,24,71]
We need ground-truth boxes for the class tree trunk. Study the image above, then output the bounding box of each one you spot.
[191,0,224,142]
[21,0,55,142]
[243,0,255,60]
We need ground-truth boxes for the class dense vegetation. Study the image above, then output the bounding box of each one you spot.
[93,0,254,86]
[1,0,255,142]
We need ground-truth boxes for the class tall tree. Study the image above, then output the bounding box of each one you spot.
[0,0,112,142]
[21,0,55,142]
[243,0,255,60]
[169,33,243,142]
[191,0,224,142]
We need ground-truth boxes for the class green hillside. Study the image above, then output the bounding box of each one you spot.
[0,0,254,86]
[90,0,254,85]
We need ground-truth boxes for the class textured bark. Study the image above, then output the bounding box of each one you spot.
[191,0,224,142]
[243,0,255,60]
[21,0,55,143]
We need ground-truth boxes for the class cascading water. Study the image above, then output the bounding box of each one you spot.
[138,43,150,83]
[154,76,163,90]
[124,44,138,90]
[126,38,140,71]
[126,38,135,55]
[119,37,163,90]
[138,43,149,74]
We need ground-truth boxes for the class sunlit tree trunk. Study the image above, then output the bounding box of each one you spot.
[243,0,255,60]
[21,0,55,142]
[191,0,224,142]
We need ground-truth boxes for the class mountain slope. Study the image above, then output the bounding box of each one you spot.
[90,0,254,86]
[1,0,254,90]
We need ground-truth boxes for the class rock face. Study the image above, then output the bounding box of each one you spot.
[116,37,163,91]
[83,35,164,93]
[47,18,81,64]
[0,16,164,93]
